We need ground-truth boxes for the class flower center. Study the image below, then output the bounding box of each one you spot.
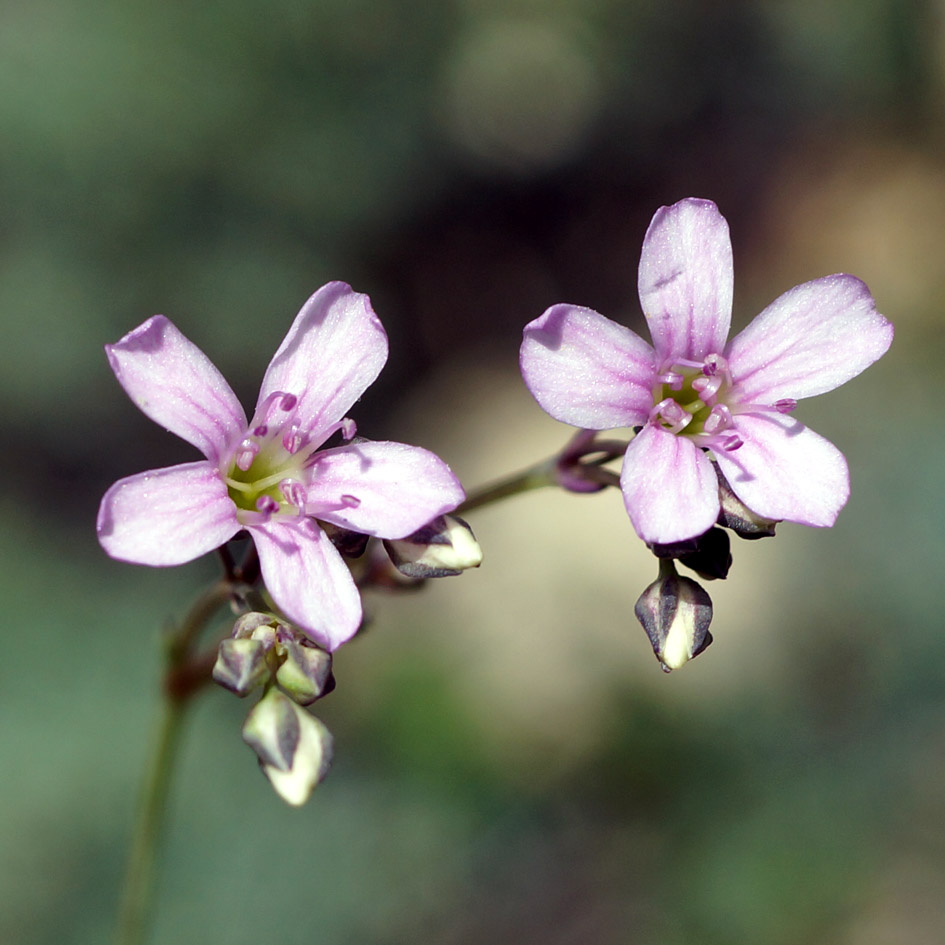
[649,354,743,451]
[648,354,798,453]
[224,392,312,523]
[222,392,360,527]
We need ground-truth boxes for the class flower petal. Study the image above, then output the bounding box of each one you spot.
[106,316,247,463]
[726,274,894,403]
[713,414,849,527]
[620,425,719,543]
[305,440,465,539]
[251,520,362,651]
[520,304,655,428]
[257,283,388,443]
[637,198,733,363]
[97,461,239,565]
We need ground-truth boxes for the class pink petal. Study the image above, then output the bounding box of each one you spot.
[305,440,465,539]
[726,274,893,403]
[520,304,655,428]
[257,283,388,443]
[637,198,733,363]
[106,316,247,463]
[713,413,849,527]
[620,425,720,543]
[251,520,362,651]
[97,461,239,565]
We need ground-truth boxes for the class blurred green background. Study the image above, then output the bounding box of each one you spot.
[3,0,943,942]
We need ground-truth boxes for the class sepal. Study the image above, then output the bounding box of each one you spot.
[713,462,779,539]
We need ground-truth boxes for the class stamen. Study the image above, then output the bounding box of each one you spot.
[279,479,308,509]
[702,404,733,436]
[649,399,692,435]
[657,371,684,390]
[731,400,798,418]
[235,438,260,472]
[282,422,304,455]
[692,374,722,403]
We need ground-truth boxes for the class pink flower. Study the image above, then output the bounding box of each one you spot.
[520,198,893,545]
[97,282,465,650]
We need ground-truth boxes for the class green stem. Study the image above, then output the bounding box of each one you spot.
[115,580,234,945]
[456,457,558,514]
[114,693,187,945]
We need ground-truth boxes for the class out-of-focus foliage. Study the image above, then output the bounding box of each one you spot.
[2,1,943,943]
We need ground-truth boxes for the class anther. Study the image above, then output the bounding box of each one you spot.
[256,495,280,516]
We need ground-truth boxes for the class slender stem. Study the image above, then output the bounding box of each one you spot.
[115,579,234,945]
[456,457,558,515]
[114,694,187,945]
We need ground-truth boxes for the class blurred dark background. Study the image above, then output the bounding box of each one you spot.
[3,1,943,942]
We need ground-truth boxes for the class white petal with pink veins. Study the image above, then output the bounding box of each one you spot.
[251,520,363,652]
[257,283,389,445]
[638,198,733,364]
[620,425,720,544]
[714,413,849,527]
[97,461,239,565]
[521,304,655,429]
[306,440,466,539]
[106,316,247,463]
[726,274,893,403]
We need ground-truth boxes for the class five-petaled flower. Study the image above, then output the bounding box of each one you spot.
[97,282,465,650]
[520,197,894,545]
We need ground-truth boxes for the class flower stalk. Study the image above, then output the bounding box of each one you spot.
[115,578,235,945]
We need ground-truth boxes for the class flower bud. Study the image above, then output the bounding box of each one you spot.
[242,689,333,806]
[275,632,334,706]
[212,637,272,696]
[383,515,483,578]
[634,565,713,672]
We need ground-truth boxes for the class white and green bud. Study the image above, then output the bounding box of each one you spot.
[634,562,713,672]
[214,612,333,704]
[242,688,333,806]
[275,636,334,706]
[383,514,483,579]
[212,637,273,696]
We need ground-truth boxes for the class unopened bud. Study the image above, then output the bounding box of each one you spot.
[713,462,778,539]
[634,564,713,672]
[242,689,333,806]
[212,637,271,696]
[384,515,482,578]
[275,633,334,705]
